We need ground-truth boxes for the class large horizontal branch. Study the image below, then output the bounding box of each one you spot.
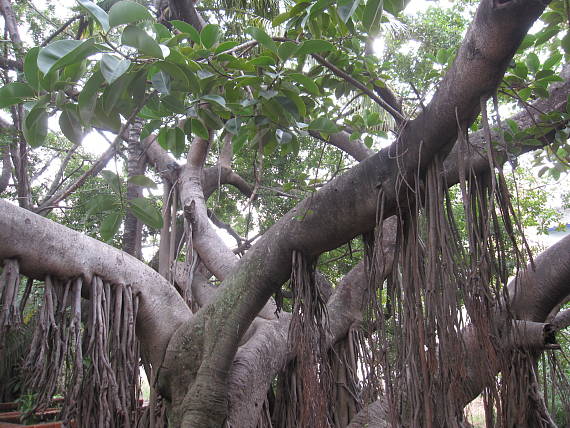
[0,199,191,368]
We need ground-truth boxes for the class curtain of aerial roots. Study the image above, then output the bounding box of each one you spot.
[0,263,141,427]
[359,143,561,427]
[274,250,331,428]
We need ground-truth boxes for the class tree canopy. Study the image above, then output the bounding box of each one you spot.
[0,0,570,426]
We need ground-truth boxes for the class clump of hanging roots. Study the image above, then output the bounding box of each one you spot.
[275,250,331,428]
[0,262,140,427]
[358,97,565,427]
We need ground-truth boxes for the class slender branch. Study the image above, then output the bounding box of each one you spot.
[36,93,154,213]
[311,53,406,124]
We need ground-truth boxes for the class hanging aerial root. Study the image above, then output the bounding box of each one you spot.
[285,250,331,428]
[19,274,140,427]
[0,259,21,340]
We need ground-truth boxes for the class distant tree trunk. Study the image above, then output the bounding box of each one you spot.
[122,119,146,259]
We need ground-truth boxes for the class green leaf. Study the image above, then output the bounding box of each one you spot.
[436,48,449,65]
[214,41,239,54]
[78,70,105,124]
[108,0,152,28]
[562,32,570,55]
[525,53,540,74]
[278,41,299,61]
[59,105,84,144]
[86,194,118,216]
[100,211,123,241]
[128,197,163,229]
[201,94,226,109]
[188,118,209,139]
[23,104,49,148]
[272,11,290,27]
[122,25,163,58]
[129,175,157,188]
[151,70,171,94]
[224,118,241,134]
[0,82,36,108]
[383,0,408,15]
[543,52,562,70]
[101,170,122,193]
[37,39,100,75]
[198,109,223,130]
[246,56,276,67]
[246,27,278,54]
[200,24,221,49]
[100,54,131,84]
[154,23,171,40]
[76,0,110,32]
[171,20,200,44]
[362,0,383,35]
[296,40,334,55]
[24,47,41,91]
[512,62,528,79]
[338,0,360,23]
[288,73,320,95]
[566,94,570,115]
[308,117,339,134]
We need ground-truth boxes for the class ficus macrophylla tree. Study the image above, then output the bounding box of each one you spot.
[0,0,570,426]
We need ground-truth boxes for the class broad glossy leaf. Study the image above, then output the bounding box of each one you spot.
[78,70,105,124]
[23,104,48,147]
[224,117,241,134]
[59,105,84,144]
[128,197,163,229]
[562,32,570,54]
[24,47,41,91]
[102,71,136,112]
[308,116,339,134]
[101,170,122,193]
[154,23,171,40]
[246,27,277,54]
[151,70,171,94]
[383,0,408,15]
[362,0,383,35]
[247,56,276,67]
[198,109,224,130]
[188,118,209,139]
[100,211,123,241]
[278,41,299,61]
[161,93,186,113]
[0,82,36,108]
[200,24,221,49]
[37,39,100,75]
[94,101,121,132]
[296,39,334,55]
[86,194,118,216]
[129,175,157,188]
[171,20,200,44]
[76,0,110,32]
[108,0,152,28]
[214,41,239,54]
[122,25,163,58]
[201,94,226,109]
[525,53,540,74]
[100,54,131,84]
[272,12,291,27]
[288,73,320,95]
[338,0,360,23]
